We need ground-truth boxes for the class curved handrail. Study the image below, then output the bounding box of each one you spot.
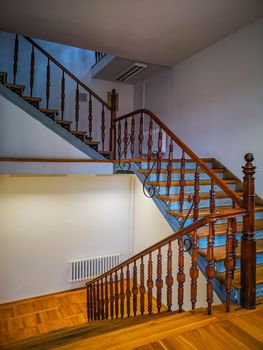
[86,208,246,286]
[114,108,243,208]
[23,36,112,110]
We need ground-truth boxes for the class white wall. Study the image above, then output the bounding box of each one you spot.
[0,174,133,303]
[0,31,134,143]
[132,176,220,311]
[134,19,263,196]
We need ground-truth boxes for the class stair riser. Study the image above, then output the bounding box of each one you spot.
[158,183,237,195]
[41,111,56,121]
[0,74,7,84]
[198,230,263,249]
[149,172,224,182]
[25,100,40,109]
[6,85,23,97]
[141,161,213,170]
[169,197,236,211]
[215,253,263,273]
[59,124,71,132]
[88,144,99,152]
[73,134,85,142]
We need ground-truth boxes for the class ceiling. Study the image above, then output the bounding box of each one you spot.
[1,0,263,67]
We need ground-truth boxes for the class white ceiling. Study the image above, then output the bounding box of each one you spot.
[1,0,263,67]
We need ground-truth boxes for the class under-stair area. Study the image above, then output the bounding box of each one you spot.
[1,29,263,349]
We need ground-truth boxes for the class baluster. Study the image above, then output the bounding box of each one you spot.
[231,201,238,279]
[130,116,135,158]
[75,83,79,131]
[61,71,65,120]
[206,220,216,315]
[126,264,131,317]
[166,241,173,312]
[156,128,163,183]
[117,120,122,160]
[166,138,173,196]
[179,150,186,212]
[147,118,153,169]
[140,257,145,315]
[109,273,114,319]
[124,119,128,159]
[120,267,125,318]
[138,113,144,159]
[29,45,35,97]
[100,277,105,319]
[96,280,100,320]
[210,179,215,213]
[13,34,19,84]
[46,58,50,109]
[224,219,234,312]
[193,164,200,220]
[156,247,163,312]
[92,283,97,320]
[114,271,119,318]
[147,252,153,314]
[101,105,105,151]
[105,276,109,320]
[88,93,93,140]
[132,261,138,316]
[177,235,185,312]
[87,286,91,321]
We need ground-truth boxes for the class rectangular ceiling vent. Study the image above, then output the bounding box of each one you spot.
[115,62,147,82]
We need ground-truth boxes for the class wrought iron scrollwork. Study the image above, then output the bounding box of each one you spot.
[180,194,194,252]
[118,134,131,172]
[142,156,159,198]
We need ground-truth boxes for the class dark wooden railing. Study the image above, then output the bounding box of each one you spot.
[87,208,247,320]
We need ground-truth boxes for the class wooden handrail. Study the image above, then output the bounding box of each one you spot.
[86,208,246,287]
[114,108,243,208]
[23,36,112,110]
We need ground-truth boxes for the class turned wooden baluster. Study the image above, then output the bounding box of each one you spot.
[231,201,238,278]
[29,45,35,97]
[46,58,50,109]
[123,118,129,159]
[132,261,138,316]
[224,219,234,312]
[138,113,144,159]
[13,34,19,84]
[130,116,135,158]
[114,271,119,319]
[126,264,131,317]
[117,121,122,160]
[92,283,97,320]
[147,118,153,169]
[140,257,145,315]
[61,71,65,120]
[166,137,173,196]
[156,128,163,183]
[210,179,215,214]
[166,241,173,312]
[101,105,105,151]
[147,252,153,314]
[75,83,79,131]
[96,280,100,320]
[190,163,200,310]
[177,235,185,312]
[120,267,125,318]
[109,273,114,319]
[88,93,93,140]
[105,276,109,320]
[179,150,186,212]
[100,277,105,320]
[156,248,163,312]
[206,220,216,315]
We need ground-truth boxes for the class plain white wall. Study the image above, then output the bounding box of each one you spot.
[0,174,133,303]
[132,176,220,311]
[134,19,263,196]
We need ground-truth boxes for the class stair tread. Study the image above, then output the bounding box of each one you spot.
[99,151,112,154]
[197,219,263,237]
[56,119,73,124]
[157,191,243,202]
[198,239,263,262]
[140,168,224,174]
[147,179,238,187]
[0,71,7,76]
[216,264,263,289]
[5,82,25,89]
[39,108,58,113]
[85,141,100,145]
[71,131,87,135]
[23,96,42,101]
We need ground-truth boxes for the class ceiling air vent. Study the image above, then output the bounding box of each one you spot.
[115,62,147,82]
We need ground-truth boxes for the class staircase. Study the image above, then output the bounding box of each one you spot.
[1,32,263,345]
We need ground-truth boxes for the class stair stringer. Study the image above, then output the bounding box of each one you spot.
[0,83,106,161]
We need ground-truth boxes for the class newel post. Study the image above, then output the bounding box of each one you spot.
[241,153,256,309]
[110,89,117,159]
